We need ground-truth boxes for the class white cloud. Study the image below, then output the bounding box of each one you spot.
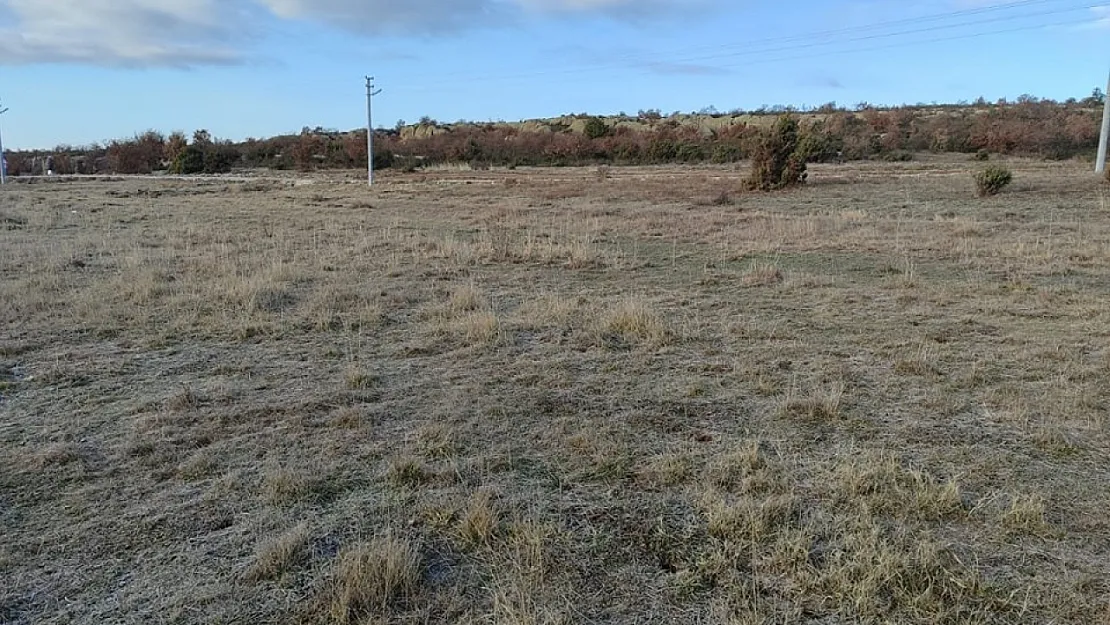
[259,0,502,34]
[0,0,247,66]
[0,0,707,67]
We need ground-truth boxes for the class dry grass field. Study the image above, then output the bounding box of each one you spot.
[2,158,1109,624]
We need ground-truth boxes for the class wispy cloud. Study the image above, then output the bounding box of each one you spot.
[0,0,713,67]
[1085,5,1110,29]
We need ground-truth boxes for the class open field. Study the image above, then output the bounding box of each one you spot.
[2,158,1109,624]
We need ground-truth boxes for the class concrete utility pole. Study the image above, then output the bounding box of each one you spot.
[366,77,382,187]
[1098,70,1110,175]
[0,100,9,185]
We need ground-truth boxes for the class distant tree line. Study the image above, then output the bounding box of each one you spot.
[4,94,1104,176]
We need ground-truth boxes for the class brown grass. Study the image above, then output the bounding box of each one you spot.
[243,523,311,582]
[327,534,422,623]
[2,159,1109,624]
[596,295,673,347]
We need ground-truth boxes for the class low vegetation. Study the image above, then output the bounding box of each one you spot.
[975,165,1014,197]
[5,93,1105,174]
[746,114,808,191]
[1,158,1108,623]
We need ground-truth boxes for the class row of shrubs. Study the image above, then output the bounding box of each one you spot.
[4,97,1104,176]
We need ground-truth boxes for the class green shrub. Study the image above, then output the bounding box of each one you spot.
[795,130,838,163]
[169,141,236,175]
[202,144,237,174]
[169,145,205,174]
[710,143,745,164]
[746,114,808,191]
[874,150,914,162]
[583,117,609,140]
[974,165,1013,197]
[973,149,990,162]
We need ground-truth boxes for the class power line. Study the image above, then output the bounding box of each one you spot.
[646,3,1100,66]
[630,0,1076,58]
[710,16,1095,72]
[389,0,1096,90]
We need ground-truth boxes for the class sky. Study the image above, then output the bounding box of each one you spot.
[0,0,1107,149]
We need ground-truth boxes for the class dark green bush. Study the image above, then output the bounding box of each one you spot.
[973,149,990,161]
[974,165,1013,197]
[584,117,609,140]
[169,141,236,174]
[746,115,808,191]
[169,145,205,174]
[875,150,914,162]
[710,143,745,164]
[202,144,237,174]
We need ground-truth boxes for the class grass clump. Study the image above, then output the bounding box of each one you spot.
[1002,493,1052,537]
[261,464,321,505]
[974,165,1013,197]
[344,368,379,390]
[243,523,311,582]
[741,263,784,287]
[833,451,965,520]
[779,381,845,421]
[457,488,500,548]
[328,535,422,623]
[385,456,433,487]
[598,296,672,347]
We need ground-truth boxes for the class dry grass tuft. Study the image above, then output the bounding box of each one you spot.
[261,464,320,505]
[490,582,569,625]
[385,456,433,487]
[703,492,799,543]
[779,381,845,421]
[741,263,784,287]
[503,519,558,582]
[328,406,367,429]
[167,384,201,411]
[639,452,695,487]
[327,534,422,623]
[515,293,582,330]
[449,283,487,314]
[416,423,460,459]
[451,310,502,345]
[30,442,83,470]
[893,343,940,377]
[243,523,311,582]
[344,368,379,390]
[597,295,672,347]
[1002,493,1052,536]
[432,284,503,345]
[457,488,500,548]
[833,451,965,520]
[176,450,218,481]
[564,430,634,482]
[706,441,779,493]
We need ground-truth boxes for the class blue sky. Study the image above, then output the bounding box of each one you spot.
[0,0,1107,149]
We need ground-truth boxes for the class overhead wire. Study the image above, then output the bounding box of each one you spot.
[388,0,1100,91]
